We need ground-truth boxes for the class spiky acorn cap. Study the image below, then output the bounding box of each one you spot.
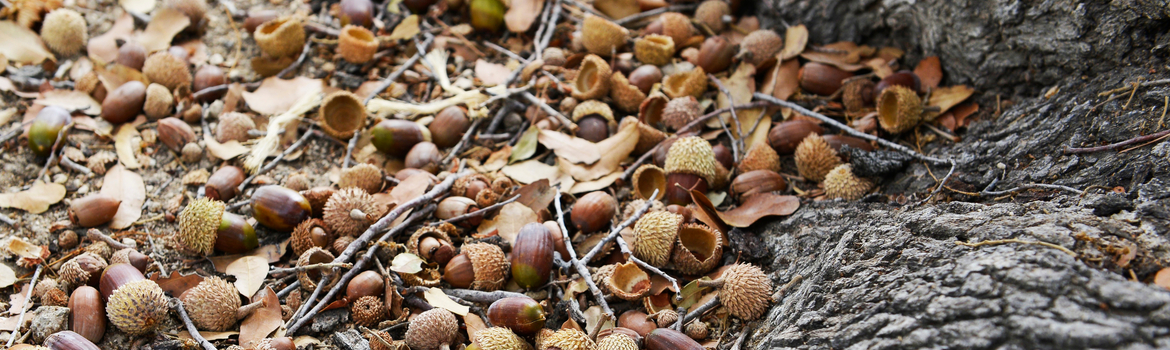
[367,329,398,350]
[610,72,647,113]
[60,252,107,287]
[143,52,192,91]
[662,96,701,131]
[107,279,168,335]
[144,83,175,120]
[85,241,113,260]
[671,223,722,275]
[177,198,226,256]
[582,14,629,57]
[462,243,510,291]
[596,333,638,350]
[738,142,781,173]
[332,235,355,256]
[591,263,618,294]
[254,16,306,58]
[634,34,675,66]
[632,211,681,267]
[654,309,679,328]
[662,67,707,99]
[405,308,459,350]
[33,278,60,300]
[406,223,456,261]
[694,1,730,32]
[323,187,380,237]
[474,327,532,350]
[339,163,384,195]
[216,112,256,143]
[291,218,331,256]
[712,263,772,320]
[179,276,242,331]
[823,164,874,200]
[41,288,69,307]
[685,320,709,340]
[572,54,613,101]
[877,85,923,134]
[544,329,595,350]
[351,295,386,327]
[659,12,693,49]
[338,25,378,64]
[110,248,140,266]
[794,134,841,182]
[41,9,87,56]
[664,136,718,184]
[740,30,783,66]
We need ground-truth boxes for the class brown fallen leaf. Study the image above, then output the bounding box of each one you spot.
[94,63,150,92]
[151,271,206,297]
[914,56,943,89]
[514,179,556,213]
[779,25,808,60]
[388,14,420,41]
[800,42,870,71]
[0,20,54,64]
[113,124,142,169]
[204,133,250,160]
[762,59,800,102]
[593,0,639,20]
[0,181,66,214]
[482,144,512,171]
[101,164,146,228]
[240,286,283,348]
[865,57,893,78]
[558,121,639,182]
[688,189,730,236]
[502,159,561,184]
[226,255,269,297]
[424,287,470,316]
[718,193,799,227]
[34,90,102,116]
[87,13,135,64]
[569,172,622,194]
[477,202,539,244]
[928,85,975,115]
[539,129,601,165]
[242,76,325,115]
[475,59,513,86]
[505,0,544,33]
[715,64,766,146]
[391,173,432,206]
[136,8,191,53]
[464,313,489,342]
[1155,268,1170,290]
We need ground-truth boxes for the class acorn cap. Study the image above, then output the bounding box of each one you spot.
[596,333,638,350]
[715,263,772,320]
[610,72,647,113]
[544,329,595,350]
[33,278,60,300]
[634,34,675,66]
[654,309,678,328]
[351,295,385,327]
[338,163,383,194]
[144,83,175,120]
[338,25,378,63]
[631,164,667,201]
[179,276,242,331]
[405,308,459,350]
[400,266,442,287]
[85,240,113,260]
[662,67,707,99]
[621,199,665,223]
[41,9,87,56]
[60,253,107,288]
[685,321,709,340]
[591,263,617,294]
[737,143,781,173]
[739,30,783,66]
[332,235,355,256]
[474,327,532,350]
[177,198,226,256]
[582,14,629,56]
[216,112,256,143]
[297,247,339,291]
[284,173,311,191]
[605,261,651,301]
[76,72,105,101]
[694,1,730,32]
[664,136,718,184]
[462,243,511,291]
[823,164,874,200]
[662,96,701,131]
[622,117,667,155]
[106,279,168,335]
[877,85,923,134]
[794,134,841,182]
[571,54,612,101]
[571,99,615,123]
[143,52,193,91]
[658,13,693,49]
[842,79,875,113]
[320,90,367,140]
[631,211,681,267]
[367,329,398,350]
[291,218,331,256]
[406,223,456,261]
[42,288,69,307]
[671,223,722,275]
[323,187,380,237]
[254,16,306,58]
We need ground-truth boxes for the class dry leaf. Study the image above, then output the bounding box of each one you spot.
[7,239,42,260]
[88,14,135,63]
[475,59,512,87]
[71,116,114,138]
[914,56,942,89]
[505,0,544,33]
[689,189,729,235]
[240,287,283,348]
[0,264,14,288]
[388,15,420,41]
[204,133,250,160]
[0,77,41,99]
[242,76,325,115]
[113,125,142,169]
[864,57,893,78]
[583,306,615,333]
[151,271,205,297]
[101,164,146,228]
[293,336,322,347]
[391,173,432,205]
[558,121,639,182]
[464,313,488,341]
[779,25,808,60]
[477,202,539,244]
[717,193,799,227]
[0,181,66,214]
[514,179,556,213]
[423,287,469,316]
[539,130,601,164]
[761,59,800,102]
[800,42,868,71]
[120,0,156,13]
[390,253,424,274]
[34,90,102,115]
[502,160,561,184]
[1156,268,1170,290]
[928,85,975,115]
[594,0,638,20]
[179,331,238,341]
[483,144,512,171]
[137,8,191,53]
[0,21,54,64]
[716,64,765,145]
[569,172,622,194]
[95,63,150,92]
[226,255,269,297]
[207,245,286,273]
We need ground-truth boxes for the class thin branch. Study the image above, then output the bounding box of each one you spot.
[59,157,92,175]
[580,189,658,263]
[38,122,73,181]
[614,4,696,26]
[441,118,483,165]
[86,229,134,250]
[364,35,435,105]
[277,281,300,298]
[343,131,360,169]
[913,160,955,205]
[5,265,40,347]
[520,92,576,132]
[1063,128,1170,154]
[955,238,1077,256]
[172,298,218,350]
[673,295,718,330]
[554,191,612,318]
[237,129,320,193]
[708,74,745,157]
[0,214,15,227]
[269,263,353,275]
[439,289,529,303]
[433,193,518,226]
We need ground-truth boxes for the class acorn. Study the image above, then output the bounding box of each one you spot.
[302,186,336,218]
[794,134,841,182]
[645,328,704,350]
[662,67,707,99]
[251,185,312,232]
[571,100,616,142]
[406,223,457,265]
[68,194,122,227]
[41,9,87,56]
[351,295,385,327]
[694,0,730,32]
[338,163,383,195]
[291,219,332,258]
[876,85,922,134]
[338,25,378,64]
[634,34,674,66]
[571,191,617,233]
[101,81,146,124]
[157,117,196,153]
[346,270,384,300]
[205,166,245,201]
[657,13,693,49]
[842,79,876,112]
[684,321,708,340]
[631,211,681,267]
[543,329,595,350]
[571,54,612,101]
[582,14,629,56]
[321,187,379,236]
[29,106,71,157]
[44,331,101,350]
[596,332,639,350]
[181,142,203,163]
[215,112,255,143]
[405,142,442,173]
[255,337,296,350]
[739,29,783,67]
[143,52,192,92]
[470,327,530,350]
[178,198,258,255]
[443,243,509,290]
[698,263,772,320]
[823,164,873,200]
[628,65,662,95]
[470,0,506,32]
[767,120,824,154]
[653,309,678,328]
[738,143,781,173]
[69,286,106,343]
[663,96,701,131]
[822,134,874,153]
[680,47,700,65]
[697,36,736,73]
[100,264,168,335]
[60,253,107,288]
[109,248,150,272]
[371,119,428,158]
[875,71,922,96]
[430,106,470,148]
[193,65,226,101]
[663,136,717,205]
[179,276,259,331]
[405,308,459,350]
[610,72,647,113]
[605,262,651,300]
[799,62,853,96]
[143,83,175,120]
[616,311,655,337]
[435,196,481,227]
[297,247,339,291]
[116,42,148,70]
[511,223,555,289]
[244,10,279,33]
[671,223,722,274]
[339,0,375,28]
[255,17,306,58]
[730,170,787,198]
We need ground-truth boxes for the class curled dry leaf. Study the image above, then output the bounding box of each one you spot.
[34,90,102,116]
[476,202,538,244]
[423,287,470,316]
[113,124,142,169]
[101,164,146,228]
[558,120,639,182]
[539,129,601,165]
[0,181,66,214]
[475,59,512,87]
[583,306,615,333]
[388,15,420,41]
[928,85,976,115]
[0,21,54,64]
[717,193,799,227]
[226,255,269,298]
[800,42,869,71]
[482,144,512,171]
[242,76,326,115]
[914,56,943,89]
[151,271,206,297]
[514,179,556,213]
[136,8,191,53]
[594,0,639,20]
[88,13,135,63]
[390,253,425,274]
[505,0,544,33]
[779,25,808,60]
[502,160,560,185]
[240,286,284,348]
[464,313,488,341]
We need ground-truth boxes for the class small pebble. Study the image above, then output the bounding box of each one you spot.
[209,54,224,65]
[52,174,67,184]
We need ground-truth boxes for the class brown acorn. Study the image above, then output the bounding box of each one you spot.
[338,163,384,195]
[799,62,854,96]
[430,106,471,148]
[571,191,617,233]
[631,211,681,267]
[101,264,168,335]
[68,194,121,227]
[645,328,703,350]
[143,52,192,92]
[697,36,736,74]
[406,223,457,266]
[101,81,146,124]
[157,117,196,153]
[435,196,481,227]
[351,295,385,327]
[297,247,339,291]
[405,308,459,350]
[876,85,923,134]
[339,0,375,27]
[338,25,378,64]
[842,79,876,112]
[69,286,106,343]
[738,142,781,173]
[671,223,722,274]
[617,311,655,337]
[44,331,101,350]
[371,119,428,158]
[875,71,922,96]
[320,91,367,140]
[346,270,384,301]
[60,253,107,288]
[511,223,554,289]
[443,243,509,290]
[572,100,616,142]
[323,187,380,237]
[582,14,629,56]
[684,321,709,340]
[251,185,312,232]
[193,65,226,101]
[178,197,258,255]
[662,67,707,99]
[143,83,174,120]
[663,136,718,205]
[405,142,442,173]
[216,112,256,143]
[205,166,245,201]
[823,164,874,200]
[487,297,546,335]
[767,120,824,154]
[302,186,336,218]
[255,17,306,58]
[657,13,693,49]
[663,96,701,131]
[634,34,675,66]
[694,0,730,32]
[730,170,787,198]
[794,134,841,182]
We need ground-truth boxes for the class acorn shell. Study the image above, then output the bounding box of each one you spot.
[876,85,923,134]
[338,163,383,194]
[544,329,595,350]
[658,13,693,49]
[610,72,647,113]
[297,247,339,291]
[605,262,652,301]
[216,112,256,143]
[143,83,175,120]
[671,223,722,275]
[631,211,681,267]
[405,308,459,350]
[663,136,718,185]
[143,52,192,92]
[662,67,707,99]
[177,198,226,256]
[582,14,629,56]
[634,34,675,66]
[41,9,87,56]
[320,91,368,140]
[179,276,241,331]
[254,16,306,58]
[338,25,378,64]
[662,96,700,131]
[571,54,612,101]
[351,295,386,327]
[717,263,773,320]
[823,164,874,200]
[737,143,781,173]
[739,30,783,66]
[638,89,670,126]
[462,243,511,291]
[106,279,168,335]
[842,79,876,112]
[794,134,841,182]
[474,327,532,350]
[596,333,639,350]
[291,218,332,256]
[632,164,667,201]
[323,187,380,237]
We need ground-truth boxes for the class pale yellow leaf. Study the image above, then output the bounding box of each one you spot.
[423,287,469,316]
[475,59,512,87]
[0,264,14,288]
[88,14,135,64]
[388,15,420,41]
[501,160,560,184]
[226,255,269,297]
[204,133,250,160]
[101,164,146,229]
[137,8,191,53]
[583,306,615,334]
[0,21,54,64]
[241,76,325,115]
[120,0,156,13]
[390,253,424,274]
[779,25,808,60]
[34,90,101,116]
[113,125,142,169]
[539,130,600,164]
[558,121,639,182]
[0,181,66,214]
[476,202,538,244]
[7,239,41,260]
[569,172,622,194]
[594,0,639,20]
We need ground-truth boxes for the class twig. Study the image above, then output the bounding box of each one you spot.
[0,214,15,227]
[38,122,74,181]
[441,118,482,165]
[439,289,529,303]
[673,295,719,329]
[520,92,576,132]
[619,102,773,182]
[5,265,40,347]
[86,229,134,250]
[484,42,527,62]
[708,74,745,154]
[269,263,353,275]
[277,281,300,298]
[554,191,613,318]
[979,183,1083,197]
[913,160,955,205]
[364,35,435,105]
[618,239,679,298]
[771,274,802,302]
[288,274,331,326]
[955,238,1076,256]
[580,189,658,263]
[537,0,563,55]
[173,298,218,350]
[921,123,960,142]
[342,131,360,169]
[59,157,92,175]
[482,101,519,135]
[614,4,696,26]
[237,129,320,192]
[1063,129,1170,154]
[1097,78,1170,97]
[714,112,739,163]
[434,193,518,226]
[729,323,751,350]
